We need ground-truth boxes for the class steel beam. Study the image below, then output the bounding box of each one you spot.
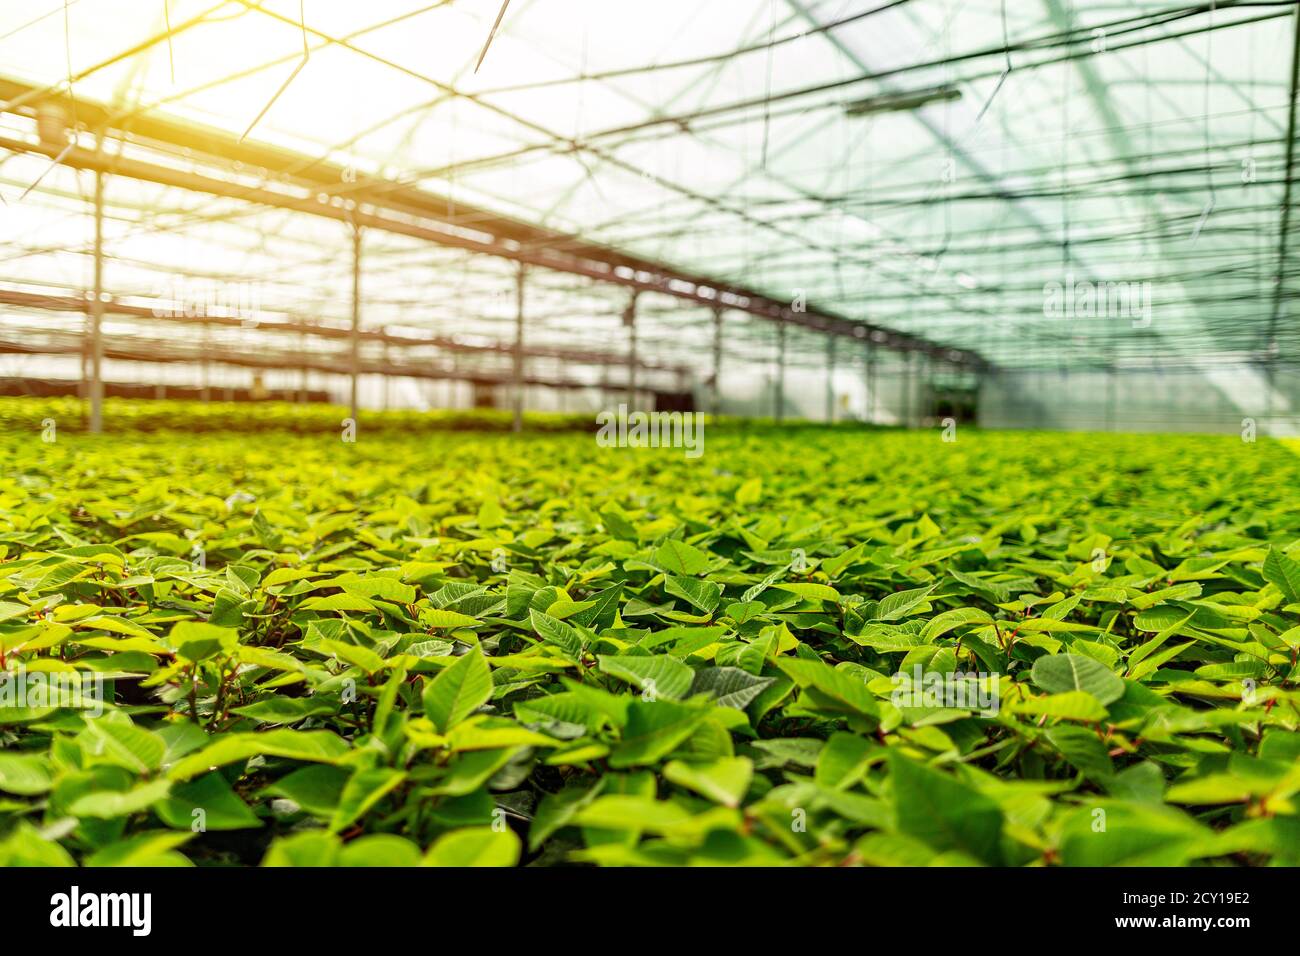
[0,328,610,391]
[0,76,989,368]
[0,287,687,377]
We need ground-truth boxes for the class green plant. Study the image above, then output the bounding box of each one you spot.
[0,401,1297,866]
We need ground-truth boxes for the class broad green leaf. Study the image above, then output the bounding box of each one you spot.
[1263,547,1300,603]
[1030,653,1125,705]
[874,585,935,622]
[653,540,712,575]
[609,700,709,768]
[422,827,520,867]
[688,666,774,710]
[921,607,993,641]
[68,779,172,818]
[1014,690,1108,723]
[662,757,753,807]
[772,582,840,603]
[529,609,583,661]
[330,767,407,832]
[0,753,55,795]
[597,654,694,700]
[889,752,1004,865]
[168,730,350,781]
[422,647,494,733]
[85,717,166,773]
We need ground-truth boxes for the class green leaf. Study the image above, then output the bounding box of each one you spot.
[1263,547,1300,603]
[663,757,753,807]
[889,752,1004,865]
[1030,652,1125,705]
[598,654,694,700]
[85,831,193,867]
[1014,690,1108,723]
[529,609,583,661]
[778,658,879,723]
[921,607,993,642]
[0,821,75,866]
[262,831,341,867]
[0,753,54,795]
[422,608,481,629]
[309,638,386,674]
[85,717,166,773]
[529,782,603,850]
[168,730,349,781]
[169,621,238,662]
[814,732,876,789]
[573,795,694,833]
[772,582,840,603]
[343,576,417,604]
[663,574,723,613]
[1059,802,1211,866]
[340,834,421,867]
[735,477,763,505]
[263,765,349,817]
[330,767,407,832]
[231,696,338,724]
[421,646,494,734]
[609,700,708,768]
[653,540,712,575]
[874,585,935,622]
[299,593,377,612]
[157,773,262,830]
[688,666,774,710]
[422,827,520,867]
[68,779,172,818]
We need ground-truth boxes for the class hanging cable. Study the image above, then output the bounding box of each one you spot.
[474,0,511,74]
[240,0,309,143]
[1191,0,1218,243]
[974,0,1014,126]
[14,0,82,203]
[164,1,175,84]
[761,0,776,169]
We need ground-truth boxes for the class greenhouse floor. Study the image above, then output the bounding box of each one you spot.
[1,399,1298,866]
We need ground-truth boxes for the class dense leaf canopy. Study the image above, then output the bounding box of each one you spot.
[1,398,1298,866]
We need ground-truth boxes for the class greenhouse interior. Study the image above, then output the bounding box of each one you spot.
[1,0,1299,885]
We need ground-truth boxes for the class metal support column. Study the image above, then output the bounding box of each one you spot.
[863,343,875,425]
[295,332,305,403]
[202,323,212,403]
[382,327,390,411]
[624,292,638,409]
[1107,362,1118,432]
[512,264,526,432]
[923,353,934,426]
[864,343,876,425]
[88,169,105,433]
[349,223,362,423]
[775,320,786,422]
[711,307,724,416]
[902,352,913,429]
[825,335,836,423]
